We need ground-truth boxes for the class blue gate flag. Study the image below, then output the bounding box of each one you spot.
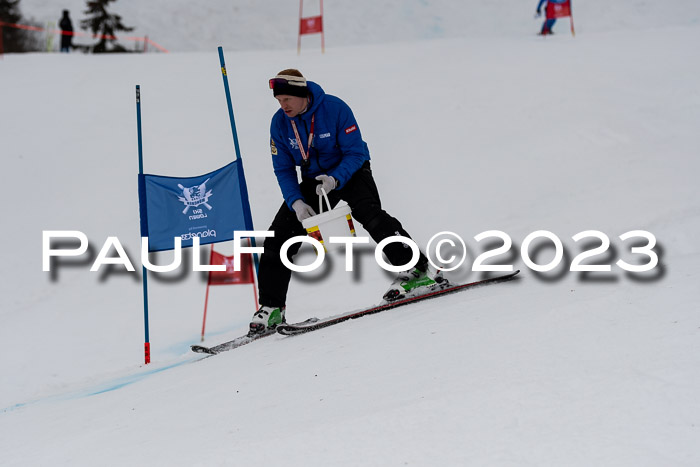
[138,159,254,252]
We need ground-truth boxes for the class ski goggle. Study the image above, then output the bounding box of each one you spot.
[269,76,307,89]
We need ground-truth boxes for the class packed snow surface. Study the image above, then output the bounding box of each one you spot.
[1,1,699,465]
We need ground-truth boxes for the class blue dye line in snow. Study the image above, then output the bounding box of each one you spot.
[1,354,206,414]
[2,328,250,414]
[85,359,195,396]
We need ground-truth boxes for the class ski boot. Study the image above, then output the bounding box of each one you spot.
[249,306,286,336]
[382,266,448,302]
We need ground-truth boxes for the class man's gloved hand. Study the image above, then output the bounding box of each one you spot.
[292,199,316,222]
[535,8,542,17]
[315,174,337,196]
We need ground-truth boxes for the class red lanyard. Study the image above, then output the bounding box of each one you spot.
[290,114,315,164]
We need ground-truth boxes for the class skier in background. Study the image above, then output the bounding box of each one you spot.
[249,69,445,335]
[59,10,73,52]
[535,0,568,35]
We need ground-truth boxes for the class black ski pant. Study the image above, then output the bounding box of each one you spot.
[258,161,427,307]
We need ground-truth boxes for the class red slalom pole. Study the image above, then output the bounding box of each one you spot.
[569,3,576,37]
[320,0,325,53]
[201,244,214,341]
[297,0,303,55]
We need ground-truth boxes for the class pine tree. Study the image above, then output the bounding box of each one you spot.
[80,0,133,53]
[0,0,41,52]
[0,0,24,52]
[0,0,21,25]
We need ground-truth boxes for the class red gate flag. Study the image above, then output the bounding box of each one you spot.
[298,0,325,54]
[208,249,255,285]
[546,0,571,19]
[300,16,323,35]
[201,243,259,341]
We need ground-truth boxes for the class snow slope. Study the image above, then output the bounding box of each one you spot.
[1,1,700,465]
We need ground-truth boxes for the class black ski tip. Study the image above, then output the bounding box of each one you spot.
[276,325,299,336]
[190,345,217,355]
[276,317,321,336]
[484,269,520,283]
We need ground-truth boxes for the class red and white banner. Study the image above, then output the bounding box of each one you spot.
[300,15,323,35]
[0,20,168,53]
[201,243,258,341]
[544,0,575,36]
[208,249,255,286]
[298,0,325,54]
[546,0,572,19]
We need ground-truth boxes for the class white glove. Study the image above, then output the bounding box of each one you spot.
[315,174,337,196]
[292,199,316,222]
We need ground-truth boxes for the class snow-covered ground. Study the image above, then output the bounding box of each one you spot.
[1,1,699,465]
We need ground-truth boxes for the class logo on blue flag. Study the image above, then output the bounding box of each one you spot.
[138,159,254,252]
[177,179,213,214]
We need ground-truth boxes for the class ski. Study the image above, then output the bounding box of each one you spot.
[191,318,320,355]
[276,270,521,336]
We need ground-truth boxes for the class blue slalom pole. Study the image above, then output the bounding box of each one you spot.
[218,47,243,164]
[136,85,151,365]
[217,46,260,277]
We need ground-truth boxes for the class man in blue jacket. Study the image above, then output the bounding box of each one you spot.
[249,69,444,334]
[536,0,568,35]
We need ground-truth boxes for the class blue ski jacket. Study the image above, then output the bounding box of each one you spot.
[269,81,371,210]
